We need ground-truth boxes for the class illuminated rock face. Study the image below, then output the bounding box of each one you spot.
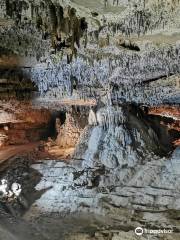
[149,106,180,121]
[56,112,82,148]
[148,106,180,146]
[25,106,180,237]
[0,101,51,148]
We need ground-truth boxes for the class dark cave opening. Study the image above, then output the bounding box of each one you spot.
[38,106,89,159]
[127,104,179,156]
[119,42,140,51]
[146,114,180,151]
[138,106,180,154]
[46,111,66,140]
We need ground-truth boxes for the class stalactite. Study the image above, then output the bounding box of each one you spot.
[26,40,180,103]
[48,1,57,48]
[56,5,64,38]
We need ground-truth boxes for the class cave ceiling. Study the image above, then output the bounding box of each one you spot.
[0,0,179,122]
[0,0,179,139]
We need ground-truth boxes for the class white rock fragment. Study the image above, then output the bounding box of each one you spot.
[11,183,22,197]
[0,179,22,200]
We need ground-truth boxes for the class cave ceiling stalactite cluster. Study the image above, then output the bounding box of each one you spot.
[0,1,180,240]
[0,0,180,105]
[2,0,88,62]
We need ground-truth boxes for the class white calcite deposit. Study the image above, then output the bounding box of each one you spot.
[25,107,180,236]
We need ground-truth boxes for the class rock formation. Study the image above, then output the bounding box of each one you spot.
[0,0,180,240]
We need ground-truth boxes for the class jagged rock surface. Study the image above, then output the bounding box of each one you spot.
[0,0,180,105]
[24,107,180,239]
[0,1,180,239]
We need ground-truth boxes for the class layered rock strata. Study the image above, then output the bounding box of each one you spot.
[23,106,180,240]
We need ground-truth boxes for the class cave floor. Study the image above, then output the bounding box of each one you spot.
[0,210,139,240]
[46,146,75,159]
[22,213,137,240]
[0,143,39,165]
[0,143,75,167]
[0,152,180,240]
[1,211,180,240]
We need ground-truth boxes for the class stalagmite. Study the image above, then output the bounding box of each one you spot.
[88,109,97,126]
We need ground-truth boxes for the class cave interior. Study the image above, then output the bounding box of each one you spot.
[0,1,180,240]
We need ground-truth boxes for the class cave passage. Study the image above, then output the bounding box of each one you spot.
[46,110,66,140]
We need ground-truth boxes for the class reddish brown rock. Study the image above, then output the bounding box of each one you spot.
[0,100,51,148]
[149,105,180,145]
[56,112,82,148]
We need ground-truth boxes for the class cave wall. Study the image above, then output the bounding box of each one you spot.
[0,1,180,238]
[0,101,51,148]
[28,106,180,235]
[56,107,88,148]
